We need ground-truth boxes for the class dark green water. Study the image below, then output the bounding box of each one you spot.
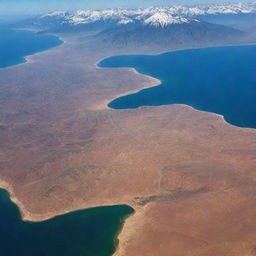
[0,28,63,68]
[99,45,256,128]
[0,188,133,256]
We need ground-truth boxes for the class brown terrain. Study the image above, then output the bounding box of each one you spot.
[1,33,256,256]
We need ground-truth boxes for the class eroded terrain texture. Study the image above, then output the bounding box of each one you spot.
[1,34,256,255]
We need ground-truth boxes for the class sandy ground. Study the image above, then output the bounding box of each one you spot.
[1,32,256,255]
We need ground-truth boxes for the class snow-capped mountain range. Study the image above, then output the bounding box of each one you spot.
[41,2,256,28]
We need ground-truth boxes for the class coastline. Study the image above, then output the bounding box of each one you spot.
[92,50,256,255]
[95,46,256,133]
[0,178,143,223]
[113,205,146,256]
[0,181,137,223]
[0,183,135,256]
[113,207,136,256]
[91,66,161,111]
[1,30,256,256]
[24,31,67,66]
[0,181,34,221]
[0,29,65,70]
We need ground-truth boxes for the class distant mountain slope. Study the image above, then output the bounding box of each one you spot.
[25,2,256,30]
[197,13,256,32]
[18,3,253,46]
[96,19,242,46]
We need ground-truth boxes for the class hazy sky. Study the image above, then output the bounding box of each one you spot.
[0,0,250,15]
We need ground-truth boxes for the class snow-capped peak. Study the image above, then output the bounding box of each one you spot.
[41,11,68,18]
[118,17,134,25]
[40,2,256,27]
[67,9,135,25]
[144,12,190,27]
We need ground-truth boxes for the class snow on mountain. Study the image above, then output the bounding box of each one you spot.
[201,3,255,15]
[41,11,68,18]
[118,17,134,25]
[68,9,128,24]
[166,3,256,16]
[41,8,197,27]
[41,2,256,27]
[144,12,192,27]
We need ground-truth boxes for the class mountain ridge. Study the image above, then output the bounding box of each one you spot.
[40,2,256,28]
[19,3,254,47]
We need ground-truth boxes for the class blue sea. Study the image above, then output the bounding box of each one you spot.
[0,28,134,256]
[0,189,133,256]
[99,45,256,128]
[0,28,63,68]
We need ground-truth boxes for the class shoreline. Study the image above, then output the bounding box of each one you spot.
[90,66,161,111]
[0,28,65,70]
[113,207,136,256]
[113,205,146,256]
[0,181,34,221]
[0,183,136,256]
[1,31,256,255]
[95,45,256,133]
[0,181,138,222]
[94,41,256,66]
[24,31,67,66]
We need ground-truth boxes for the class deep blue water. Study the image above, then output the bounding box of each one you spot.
[0,188,133,256]
[0,28,63,68]
[99,45,256,128]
